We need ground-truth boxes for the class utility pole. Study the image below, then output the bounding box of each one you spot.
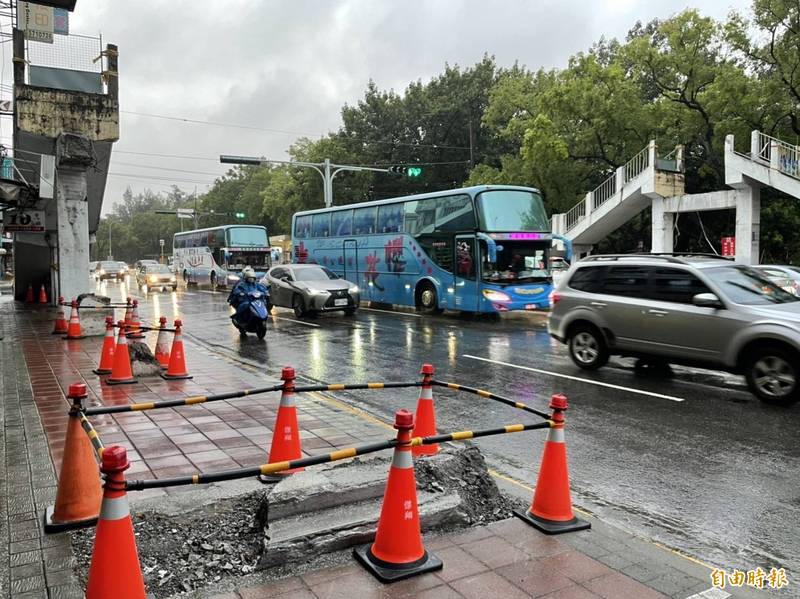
[107,219,112,260]
[220,155,403,208]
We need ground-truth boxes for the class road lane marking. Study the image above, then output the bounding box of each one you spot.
[462,355,685,402]
[361,307,422,318]
[271,315,320,328]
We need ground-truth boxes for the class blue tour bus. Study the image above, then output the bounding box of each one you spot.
[290,185,557,313]
[173,224,271,289]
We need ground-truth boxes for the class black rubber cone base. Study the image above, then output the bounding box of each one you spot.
[106,377,137,386]
[160,372,192,380]
[258,473,285,484]
[43,505,98,534]
[353,544,442,583]
[514,508,591,535]
[92,368,112,375]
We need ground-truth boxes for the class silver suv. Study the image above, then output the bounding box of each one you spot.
[548,254,800,405]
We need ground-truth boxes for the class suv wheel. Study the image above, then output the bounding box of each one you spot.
[745,346,799,405]
[568,325,609,370]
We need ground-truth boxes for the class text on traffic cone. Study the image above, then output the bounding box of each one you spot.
[93,317,116,375]
[44,383,102,533]
[85,445,146,599]
[353,409,443,582]
[412,363,438,457]
[514,394,590,534]
[160,319,192,379]
[106,321,137,385]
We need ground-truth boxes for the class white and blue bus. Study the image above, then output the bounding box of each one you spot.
[291,185,557,313]
[173,224,271,289]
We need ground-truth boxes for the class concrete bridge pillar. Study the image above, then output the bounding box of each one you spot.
[651,197,674,254]
[735,186,760,265]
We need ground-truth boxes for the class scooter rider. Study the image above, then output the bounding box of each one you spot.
[228,267,268,320]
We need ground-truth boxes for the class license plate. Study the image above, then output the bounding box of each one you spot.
[525,304,537,310]
[334,298,348,306]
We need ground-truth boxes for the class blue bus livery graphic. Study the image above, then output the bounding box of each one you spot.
[291,185,558,313]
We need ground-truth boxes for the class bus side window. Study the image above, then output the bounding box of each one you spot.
[331,210,353,236]
[377,203,403,233]
[312,213,330,237]
[353,207,377,235]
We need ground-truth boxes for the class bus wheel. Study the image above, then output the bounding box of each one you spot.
[210,272,217,290]
[417,282,442,314]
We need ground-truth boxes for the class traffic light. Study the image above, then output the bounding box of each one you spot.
[388,165,404,176]
[388,165,423,178]
[235,212,245,219]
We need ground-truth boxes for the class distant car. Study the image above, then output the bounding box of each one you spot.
[134,259,159,271]
[262,264,360,317]
[93,260,126,281]
[549,253,800,405]
[136,264,177,292]
[752,265,800,296]
[117,262,130,276]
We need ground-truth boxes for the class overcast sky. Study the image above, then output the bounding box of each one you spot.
[4,0,752,213]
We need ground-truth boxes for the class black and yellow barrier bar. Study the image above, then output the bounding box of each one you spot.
[83,383,284,416]
[78,411,105,459]
[111,322,178,333]
[125,420,551,491]
[432,380,550,420]
[293,381,421,393]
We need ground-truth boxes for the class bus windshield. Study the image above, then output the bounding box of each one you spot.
[227,227,269,246]
[480,241,550,284]
[477,190,549,232]
[227,250,270,270]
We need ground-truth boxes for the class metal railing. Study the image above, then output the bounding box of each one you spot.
[753,131,773,163]
[564,200,586,232]
[624,145,651,182]
[591,172,616,211]
[755,132,800,180]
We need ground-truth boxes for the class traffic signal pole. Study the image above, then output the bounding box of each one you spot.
[220,155,415,208]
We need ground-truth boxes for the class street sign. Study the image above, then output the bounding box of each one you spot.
[0,100,11,113]
[2,210,45,232]
[19,2,55,43]
[176,208,195,219]
[721,236,735,257]
[159,239,165,247]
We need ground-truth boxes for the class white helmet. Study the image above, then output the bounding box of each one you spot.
[242,266,256,281]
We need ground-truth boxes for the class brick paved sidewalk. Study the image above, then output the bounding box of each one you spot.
[1,298,764,599]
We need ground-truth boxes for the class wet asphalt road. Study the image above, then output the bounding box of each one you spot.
[100,278,800,581]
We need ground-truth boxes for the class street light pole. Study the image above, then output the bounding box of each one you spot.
[107,219,112,260]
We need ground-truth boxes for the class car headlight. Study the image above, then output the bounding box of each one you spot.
[307,288,327,295]
[227,274,240,282]
[482,289,511,302]
[149,275,158,282]
[99,269,105,275]
[170,276,176,282]
[349,285,360,294]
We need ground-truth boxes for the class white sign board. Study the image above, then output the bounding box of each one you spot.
[176,208,195,219]
[39,154,55,200]
[159,239,165,247]
[3,210,46,232]
[0,100,11,113]
[19,2,55,43]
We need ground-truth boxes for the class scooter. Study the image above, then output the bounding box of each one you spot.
[229,288,271,339]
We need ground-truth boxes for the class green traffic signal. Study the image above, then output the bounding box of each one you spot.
[406,166,422,178]
[235,212,245,218]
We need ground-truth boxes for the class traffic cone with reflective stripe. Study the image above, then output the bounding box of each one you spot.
[160,319,192,379]
[44,383,102,533]
[515,394,590,534]
[127,300,145,339]
[25,284,34,303]
[65,299,85,340]
[354,409,442,582]
[52,296,68,334]
[85,445,146,599]
[154,316,170,369]
[39,284,48,304]
[412,363,438,457]
[93,318,116,375]
[261,367,302,482]
[123,297,133,332]
[106,321,137,385]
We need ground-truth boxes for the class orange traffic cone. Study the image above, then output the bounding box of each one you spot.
[106,321,137,385]
[52,296,69,334]
[25,284,34,303]
[93,318,117,375]
[354,409,442,582]
[44,383,102,532]
[65,299,85,340]
[412,363,438,457]
[127,300,145,339]
[123,297,133,332]
[515,394,590,534]
[39,284,48,304]
[85,445,146,599]
[261,367,302,483]
[160,319,192,379]
[154,316,170,369]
